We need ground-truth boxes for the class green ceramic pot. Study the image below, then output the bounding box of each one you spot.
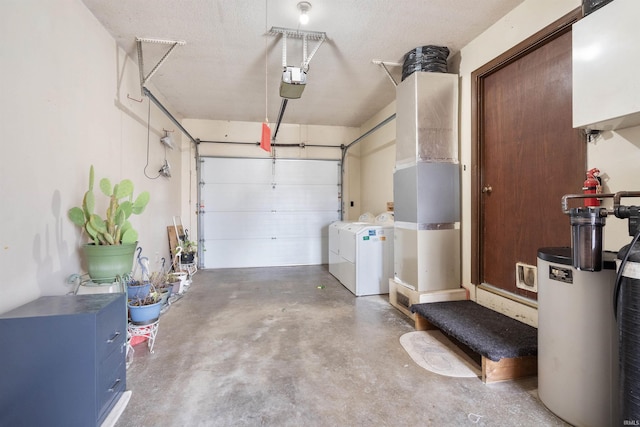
[83,242,137,284]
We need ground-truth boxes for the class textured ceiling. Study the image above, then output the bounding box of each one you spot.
[81,0,525,128]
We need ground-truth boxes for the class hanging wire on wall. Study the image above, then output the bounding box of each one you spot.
[265,0,269,127]
[262,0,275,158]
[143,98,170,180]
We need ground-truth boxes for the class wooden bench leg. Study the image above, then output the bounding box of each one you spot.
[414,313,437,331]
[481,356,537,383]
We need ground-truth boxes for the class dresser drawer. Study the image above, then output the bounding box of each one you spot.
[98,346,126,423]
[96,294,126,357]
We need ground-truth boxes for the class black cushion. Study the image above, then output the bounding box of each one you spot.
[410,300,537,362]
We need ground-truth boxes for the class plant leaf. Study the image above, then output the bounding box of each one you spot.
[132,191,150,214]
[68,207,85,226]
[89,214,107,233]
[103,232,115,245]
[116,180,134,199]
[88,165,94,191]
[85,221,100,244]
[115,206,126,227]
[119,201,133,218]
[83,190,95,218]
[121,228,138,245]
[120,220,132,234]
[100,178,112,197]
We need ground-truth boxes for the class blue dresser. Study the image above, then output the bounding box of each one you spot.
[0,293,127,427]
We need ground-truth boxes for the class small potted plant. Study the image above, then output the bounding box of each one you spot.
[125,278,151,300]
[68,166,150,283]
[178,240,197,264]
[127,284,163,324]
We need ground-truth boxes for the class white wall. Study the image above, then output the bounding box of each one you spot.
[588,127,640,250]
[0,0,183,313]
[356,101,396,218]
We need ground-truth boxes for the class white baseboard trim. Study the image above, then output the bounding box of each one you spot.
[474,284,538,328]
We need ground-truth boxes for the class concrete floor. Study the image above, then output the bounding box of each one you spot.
[115,265,568,427]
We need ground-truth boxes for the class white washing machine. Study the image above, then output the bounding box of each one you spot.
[537,247,619,427]
[328,213,376,283]
[338,222,394,296]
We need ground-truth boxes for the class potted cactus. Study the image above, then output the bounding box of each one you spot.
[68,166,150,283]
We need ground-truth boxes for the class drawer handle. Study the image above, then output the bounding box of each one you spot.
[108,378,121,393]
[106,331,121,343]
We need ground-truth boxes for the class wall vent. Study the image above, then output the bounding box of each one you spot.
[516,262,538,293]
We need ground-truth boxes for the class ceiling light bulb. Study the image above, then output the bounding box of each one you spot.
[297,1,311,25]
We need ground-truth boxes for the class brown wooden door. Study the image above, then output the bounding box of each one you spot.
[473,10,585,299]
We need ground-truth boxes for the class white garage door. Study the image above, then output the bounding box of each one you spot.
[201,157,341,268]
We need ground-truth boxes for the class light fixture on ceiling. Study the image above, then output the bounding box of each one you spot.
[297,1,311,25]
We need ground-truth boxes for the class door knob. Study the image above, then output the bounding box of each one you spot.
[482,185,493,194]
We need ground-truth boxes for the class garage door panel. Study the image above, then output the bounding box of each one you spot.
[202,212,274,239]
[202,183,273,211]
[203,211,337,239]
[202,158,273,184]
[271,212,336,237]
[274,159,339,184]
[273,185,340,211]
[270,237,327,265]
[203,237,328,268]
[201,158,340,268]
[203,238,274,268]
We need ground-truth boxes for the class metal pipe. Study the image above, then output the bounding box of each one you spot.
[143,87,198,145]
[561,191,640,214]
[372,60,401,87]
[380,63,398,86]
[561,193,616,214]
[195,141,203,269]
[199,140,341,149]
[200,140,258,146]
[614,191,640,208]
[273,98,288,140]
[344,113,396,150]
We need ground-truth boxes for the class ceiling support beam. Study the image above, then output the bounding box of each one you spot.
[136,37,186,94]
[143,87,198,146]
[372,60,402,87]
[273,98,288,141]
[199,139,342,149]
[268,26,326,71]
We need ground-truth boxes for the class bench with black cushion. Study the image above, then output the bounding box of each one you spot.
[410,300,538,383]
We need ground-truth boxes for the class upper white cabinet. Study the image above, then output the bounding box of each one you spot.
[573,0,640,131]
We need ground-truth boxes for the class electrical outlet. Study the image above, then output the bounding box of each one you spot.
[516,262,538,293]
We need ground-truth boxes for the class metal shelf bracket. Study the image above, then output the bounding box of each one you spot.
[136,37,186,94]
